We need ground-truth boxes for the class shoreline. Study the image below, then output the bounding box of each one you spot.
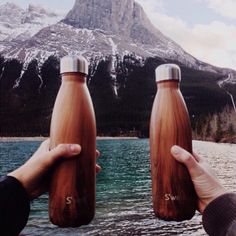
[0,137,48,142]
[0,137,235,144]
[0,136,139,142]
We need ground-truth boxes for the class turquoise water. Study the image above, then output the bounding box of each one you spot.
[1,140,236,235]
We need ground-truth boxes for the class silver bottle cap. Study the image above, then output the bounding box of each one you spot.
[60,55,89,75]
[155,64,181,82]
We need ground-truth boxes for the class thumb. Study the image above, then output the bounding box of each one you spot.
[171,145,203,178]
[49,144,81,163]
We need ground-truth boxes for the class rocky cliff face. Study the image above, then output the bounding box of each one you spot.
[0,0,199,69]
[63,0,166,45]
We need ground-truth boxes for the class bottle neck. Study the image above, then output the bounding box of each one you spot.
[61,72,87,83]
[157,80,180,89]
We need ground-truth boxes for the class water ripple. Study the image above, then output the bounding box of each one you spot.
[0,140,235,235]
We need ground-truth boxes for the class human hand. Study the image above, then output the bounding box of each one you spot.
[171,145,228,213]
[8,139,101,200]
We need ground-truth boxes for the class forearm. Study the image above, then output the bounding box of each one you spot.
[203,193,236,236]
[0,176,30,236]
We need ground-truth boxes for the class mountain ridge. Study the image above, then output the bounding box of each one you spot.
[0,0,233,75]
[0,0,235,85]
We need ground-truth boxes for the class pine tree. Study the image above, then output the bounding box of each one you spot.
[0,58,22,91]
[89,58,117,135]
[227,123,235,136]
[40,55,60,92]
[0,55,5,78]
[206,122,212,137]
[215,115,223,142]
[18,59,41,99]
[0,58,22,110]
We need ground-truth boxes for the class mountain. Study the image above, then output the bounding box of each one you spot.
[62,0,198,66]
[0,0,235,140]
[1,0,234,78]
[0,3,63,45]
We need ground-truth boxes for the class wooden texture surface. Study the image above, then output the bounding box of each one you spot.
[150,81,197,221]
[49,73,96,227]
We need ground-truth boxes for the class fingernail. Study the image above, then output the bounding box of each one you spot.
[70,144,81,154]
[171,145,181,155]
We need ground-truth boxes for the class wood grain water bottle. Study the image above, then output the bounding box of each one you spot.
[49,56,96,227]
[149,64,197,221]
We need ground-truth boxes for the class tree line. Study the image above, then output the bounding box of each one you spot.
[193,106,236,143]
[0,54,235,142]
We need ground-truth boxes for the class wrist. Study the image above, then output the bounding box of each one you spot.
[200,187,228,213]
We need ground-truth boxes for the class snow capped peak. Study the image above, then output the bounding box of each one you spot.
[28,4,47,14]
[0,2,63,42]
[0,2,24,24]
[0,2,23,10]
[21,3,61,24]
[27,3,58,17]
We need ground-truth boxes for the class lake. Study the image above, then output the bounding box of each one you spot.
[0,139,235,235]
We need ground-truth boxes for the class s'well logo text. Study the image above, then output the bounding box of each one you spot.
[165,194,180,201]
[66,197,73,205]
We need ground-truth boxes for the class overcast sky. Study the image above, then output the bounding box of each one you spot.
[1,0,236,70]
[136,0,236,70]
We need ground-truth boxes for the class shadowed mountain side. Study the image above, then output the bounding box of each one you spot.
[0,54,235,142]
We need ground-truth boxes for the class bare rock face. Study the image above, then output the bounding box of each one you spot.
[63,0,167,45]
[64,0,137,33]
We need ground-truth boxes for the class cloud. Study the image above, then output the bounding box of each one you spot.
[188,21,236,69]
[199,0,236,20]
[136,0,236,70]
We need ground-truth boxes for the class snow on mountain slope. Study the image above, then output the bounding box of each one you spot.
[0,3,63,42]
[0,0,235,82]
[0,0,199,69]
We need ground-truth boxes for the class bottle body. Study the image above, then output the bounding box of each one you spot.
[149,81,197,221]
[49,73,96,227]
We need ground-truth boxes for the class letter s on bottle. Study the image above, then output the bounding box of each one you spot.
[66,197,73,205]
[165,194,170,201]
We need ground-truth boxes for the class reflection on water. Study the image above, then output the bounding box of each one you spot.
[0,140,235,235]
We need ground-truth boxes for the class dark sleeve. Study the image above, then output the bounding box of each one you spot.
[202,193,236,236]
[0,176,30,236]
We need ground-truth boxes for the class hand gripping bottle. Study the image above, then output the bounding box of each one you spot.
[49,56,96,227]
[149,64,197,221]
